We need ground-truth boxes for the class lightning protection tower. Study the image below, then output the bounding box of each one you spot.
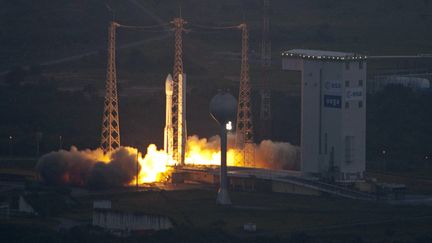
[100,21,121,153]
[171,17,187,165]
[235,23,255,166]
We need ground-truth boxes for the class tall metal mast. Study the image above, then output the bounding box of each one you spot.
[101,21,121,153]
[171,17,187,165]
[236,23,255,166]
[260,0,272,139]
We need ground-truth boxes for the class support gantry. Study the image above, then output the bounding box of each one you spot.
[171,17,187,165]
[236,23,255,166]
[101,21,121,153]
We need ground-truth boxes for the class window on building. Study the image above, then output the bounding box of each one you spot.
[358,101,363,108]
[359,61,364,69]
[345,80,350,87]
[345,102,350,108]
[345,62,350,70]
[359,80,363,86]
[345,136,355,164]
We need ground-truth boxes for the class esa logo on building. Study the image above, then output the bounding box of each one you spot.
[346,88,363,101]
[324,81,342,92]
[324,95,342,108]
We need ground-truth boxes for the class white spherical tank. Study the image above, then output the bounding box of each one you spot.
[209,90,236,206]
[209,91,237,125]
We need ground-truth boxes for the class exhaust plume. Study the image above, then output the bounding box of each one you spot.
[254,140,300,170]
[186,134,300,170]
[36,134,300,187]
[36,146,140,188]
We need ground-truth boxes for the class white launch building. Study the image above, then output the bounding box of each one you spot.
[282,49,367,181]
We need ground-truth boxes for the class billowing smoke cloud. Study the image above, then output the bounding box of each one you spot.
[36,135,300,188]
[254,140,300,170]
[87,148,139,189]
[186,134,300,170]
[36,146,140,189]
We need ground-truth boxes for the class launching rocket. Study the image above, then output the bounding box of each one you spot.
[164,74,174,157]
[164,72,187,164]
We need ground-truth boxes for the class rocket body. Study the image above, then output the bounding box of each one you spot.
[164,73,187,165]
[164,74,174,157]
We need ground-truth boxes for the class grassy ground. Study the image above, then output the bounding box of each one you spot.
[1,157,432,241]
[71,188,432,240]
[2,187,431,242]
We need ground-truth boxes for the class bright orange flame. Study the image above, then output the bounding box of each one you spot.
[137,144,175,183]
[133,136,244,184]
[185,136,241,166]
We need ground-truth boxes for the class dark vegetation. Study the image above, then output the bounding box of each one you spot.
[0,1,431,169]
[2,189,432,242]
[367,85,432,172]
[2,224,430,243]
[0,67,101,155]
[0,224,374,243]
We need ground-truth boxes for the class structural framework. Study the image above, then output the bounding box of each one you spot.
[101,21,121,153]
[99,17,255,166]
[235,23,255,166]
[171,17,187,165]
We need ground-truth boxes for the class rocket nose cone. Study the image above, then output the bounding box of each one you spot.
[166,73,173,82]
[165,74,173,95]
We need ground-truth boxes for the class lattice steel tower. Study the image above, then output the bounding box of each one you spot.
[260,0,272,139]
[171,17,187,165]
[101,21,121,153]
[236,23,255,166]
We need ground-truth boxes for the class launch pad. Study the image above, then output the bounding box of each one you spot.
[165,165,376,200]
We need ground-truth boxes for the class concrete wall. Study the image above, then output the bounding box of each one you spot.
[230,177,256,192]
[272,181,321,196]
[301,60,323,173]
[283,54,366,181]
[185,171,217,184]
[93,200,112,209]
[340,61,366,180]
[93,209,173,231]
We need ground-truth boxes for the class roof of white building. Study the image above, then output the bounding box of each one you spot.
[281,49,367,61]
